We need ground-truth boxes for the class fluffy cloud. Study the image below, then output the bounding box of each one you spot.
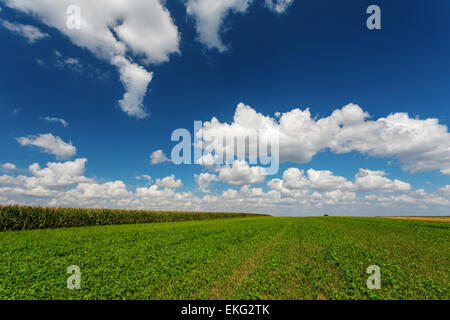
[222,188,238,199]
[363,189,450,208]
[1,163,16,170]
[2,0,180,62]
[16,133,76,160]
[2,0,180,118]
[218,160,266,186]
[150,150,170,165]
[155,174,183,189]
[307,169,354,191]
[0,158,448,216]
[280,168,308,189]
[0,158,91,197]
[64,181,130,200]
[111,55,153,118]
[26,158,91,188]
[136,184,169,198]
[199,103,450,175]
[197,153,220,167]
[265,0,294,14]
[354,169,411,193]
[42,116,69,127]
[195,172,218,193]
[268,167,411,194]
[0,18,49,42]
[323,190,356,205]
[186,0,252,51]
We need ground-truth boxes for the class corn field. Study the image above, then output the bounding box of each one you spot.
[0,205,268,232]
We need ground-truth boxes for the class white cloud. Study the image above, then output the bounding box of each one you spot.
[354,169,411,193]
[324,190,356,204]
[42,116,69,127]
[0,158,448,216]
[222,188,238,199]
[240,185,265,198]
[0,158,91,197]
[307,169,354,191]
[25,158,91,188]
[2,0,180,62]
[218,160,266,186]
[64,181,130,200]
[136,184,169,198]
[16,133,76,160]
[195,172,218,193]
[111,55,153,118]
[150,149,170,165]
[3,0,180,118]
[439,185,450,195]
[186,0,297,51]
[0,18,49,42]
[1,163,16,170]
[265,0,294,14]
[268,167,411,195]
[197,153,220,167]
[281,168,309,189]
[200,102,450,175]
[155,174,183,189]
[186,0,252,51]
[136,174,152,182]
[30,158,88,182]
[279,168,355,192]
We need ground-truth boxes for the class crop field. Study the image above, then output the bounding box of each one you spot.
[0,216,448,300]
[0,205,265,231]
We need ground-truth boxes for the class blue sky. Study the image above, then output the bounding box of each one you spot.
[0,0,449,215]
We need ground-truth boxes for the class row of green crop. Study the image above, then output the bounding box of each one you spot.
[0,205,268,232]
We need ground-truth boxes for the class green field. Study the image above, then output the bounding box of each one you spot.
[0,205,265,231]
[0,217,448,300]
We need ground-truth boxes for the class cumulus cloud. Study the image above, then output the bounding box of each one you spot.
[1,163,16,170]
[307,169,354,191]
[64,181,131,200]
[323,190,356,205]
[150,149,170,165]
[42,116,69,127]
[218,160,266,186]
[16,133,76,160]
[268,167,411,195]
[195,172,218,193]
[0,157,448,216]
[265,0,294,14]
[2,0,180,118]
[186,0,252,51]
[199,102,450,175]
[0,18,49,42]
[0,158,91,197]
[222,188,238,199]
[354,169,411,193]
[155,174,183,189]
[26,158,91,188]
